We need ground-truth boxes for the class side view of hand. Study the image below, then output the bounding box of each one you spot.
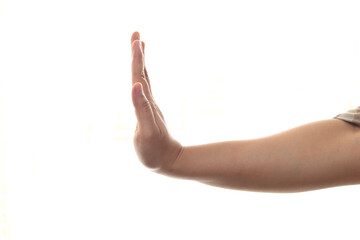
[131,32,183,172]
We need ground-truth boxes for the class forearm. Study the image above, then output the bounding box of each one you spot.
[163,119,360,193]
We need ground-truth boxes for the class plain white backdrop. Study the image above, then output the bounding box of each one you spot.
[1,0,360,239]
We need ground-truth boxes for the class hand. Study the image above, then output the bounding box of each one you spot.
[130,32,183,172]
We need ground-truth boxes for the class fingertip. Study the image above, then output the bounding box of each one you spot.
[133,82,143,96]
[132,82,146,108]
[131,31,140,43]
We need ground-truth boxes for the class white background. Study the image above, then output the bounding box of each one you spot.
[0,0,360,239]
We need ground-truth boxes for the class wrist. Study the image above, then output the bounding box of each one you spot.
[157,139,184,176]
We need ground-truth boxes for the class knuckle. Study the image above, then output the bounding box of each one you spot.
[141,99,152,112]
[132,70,146,80]
[152,103,165,120]
[151,101,158,109]
[149,100,157,109]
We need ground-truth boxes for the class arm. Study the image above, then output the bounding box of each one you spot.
[130,32,360,193]
[167,119,360,192]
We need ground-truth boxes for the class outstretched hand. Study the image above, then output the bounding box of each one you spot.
[131,32,183,171]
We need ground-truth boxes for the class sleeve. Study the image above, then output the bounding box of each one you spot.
[334,106,360,127]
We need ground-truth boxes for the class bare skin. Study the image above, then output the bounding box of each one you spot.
[131,31,360,193]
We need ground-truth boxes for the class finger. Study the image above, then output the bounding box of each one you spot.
[131,31,140,45]
[130,33,163,126]
[143,67,152,95]
[141,41,145,55]
[132,82,159,137]
[138,40,164,122]
[131,40,152,101]
[131,40,144,74]
[131,33,147,79]
[140,41,153,94]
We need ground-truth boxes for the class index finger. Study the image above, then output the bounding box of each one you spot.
[131,32,153,102]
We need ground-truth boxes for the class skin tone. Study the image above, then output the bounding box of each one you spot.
[131,31,360,193]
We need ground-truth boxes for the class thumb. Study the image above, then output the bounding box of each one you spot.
[132,82,158,136]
